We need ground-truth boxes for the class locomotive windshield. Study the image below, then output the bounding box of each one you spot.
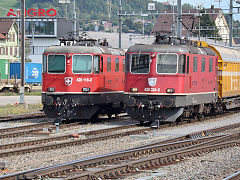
[157,54,177,74]
[73,55,92,74]
[131,53,150,73]
[48,55,66,73]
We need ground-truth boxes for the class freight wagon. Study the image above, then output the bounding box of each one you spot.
[10,63,42,84]
[0,62,42,92]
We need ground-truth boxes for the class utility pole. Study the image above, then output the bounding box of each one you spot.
[177,0,182,38]
[73,0,77,36]
[20,0,25,105]
[17,9,20,63]
[118,0,122,48]
[229,0,233,47]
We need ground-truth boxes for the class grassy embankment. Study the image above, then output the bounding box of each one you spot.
[0,0,32,16]
[0,104,43,116]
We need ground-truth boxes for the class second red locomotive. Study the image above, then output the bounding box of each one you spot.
[124,34,219,126]
[42,33,125,122]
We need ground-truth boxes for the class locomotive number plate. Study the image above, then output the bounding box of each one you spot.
[76,78,93,83]
[144,87,160,92]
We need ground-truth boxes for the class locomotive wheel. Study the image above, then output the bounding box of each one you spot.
[198,113,204,121]
[107,113,112,119]
[176,116,184,124]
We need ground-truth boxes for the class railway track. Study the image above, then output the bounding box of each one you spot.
[0,112,45,122]
[0,122,81,139]
[0,124,148,158]
[224,170,240,180]
[1,122,240,180]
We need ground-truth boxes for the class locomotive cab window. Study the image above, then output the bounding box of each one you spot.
[178,54,186,74]
[48,55,65,73]
[93,55,100,74]
[131,53,150,74]
[73,55,92,74]
[201,58,206,72]
[43,54,47,73]
[193,57,198,72]
[123,58,125,72]
[157,53,177,74]
[107,57,111,72]
[125,53,130,73]
[209,58,213,72]
[115,58,119,72]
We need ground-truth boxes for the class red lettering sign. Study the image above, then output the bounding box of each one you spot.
[7,9,57,17]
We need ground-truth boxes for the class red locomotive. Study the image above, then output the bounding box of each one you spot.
[124,34,220,126]
[42,33,125,122]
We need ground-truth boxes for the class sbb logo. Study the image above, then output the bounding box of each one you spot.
[7,9,57,17]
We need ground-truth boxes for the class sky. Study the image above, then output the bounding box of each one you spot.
[156,0,240,20]
[156,0,238,10]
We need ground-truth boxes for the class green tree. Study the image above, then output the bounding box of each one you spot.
[198,12,219,39]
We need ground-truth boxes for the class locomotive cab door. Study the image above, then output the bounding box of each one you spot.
[186,56,192,93]
[184,55,192,93]
[98,55,104,91]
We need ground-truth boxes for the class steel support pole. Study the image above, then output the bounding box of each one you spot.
[177,0,182,38]
[73,0,77,36]
[20,0,25,104]
[229,0,233,47]
[119,0,122,48]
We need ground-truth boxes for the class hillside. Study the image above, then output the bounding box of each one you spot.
[0,0,167,20]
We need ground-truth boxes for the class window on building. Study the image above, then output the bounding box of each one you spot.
[178,54,186,74]
[209,58,213,72]
[15,47,17,56]
[107,57,111,72]
[6,47,8,55]
[115,58,119,72]
[157,53,177,74]
[10,47,12,55]
[193,57,198,72]
[73,55,92,74]
[131,53,150,74]
[25,21,54,35]
[201,58,206,72]
[13,33,15,42]
[48,55,65,73]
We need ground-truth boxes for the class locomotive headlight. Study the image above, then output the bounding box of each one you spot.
[82,87,90,92]
[130,88,138,92]
[166,88,175,93]
[47,87,55,92]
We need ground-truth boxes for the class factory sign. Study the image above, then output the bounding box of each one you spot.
[7,9,57,17]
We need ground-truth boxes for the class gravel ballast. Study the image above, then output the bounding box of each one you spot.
[0,112,240,178]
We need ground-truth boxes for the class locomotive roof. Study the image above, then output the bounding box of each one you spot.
[44,45,125,56]
[127,44,216,56]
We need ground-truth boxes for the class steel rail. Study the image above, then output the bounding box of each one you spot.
[66,139,240,180]
[13,132,240,179]
[0,124,139,150]
[224,170,240,180]
[1,122,240,179]
[0,112,45,122]
[0,127,150,158]
[0,122,80,139]
[1,122,239,180]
